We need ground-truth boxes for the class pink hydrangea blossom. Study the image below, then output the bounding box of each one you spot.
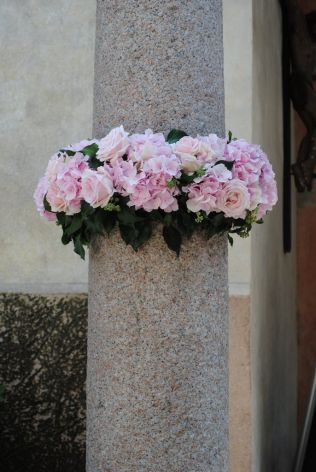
[33,176,56,221]
[128,129,172,162]
[45,152,88,215]
[184,164,232,214]
[110,158,142,196]
[217,179,251,219]
[97,125,130,162]
[127,155,181,212]
[226,139,278,215]
[81,167,114,208]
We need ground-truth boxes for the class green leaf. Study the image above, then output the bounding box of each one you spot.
[43,194,52,212]
[73,235,85,260]
[256,218,264,224]
[117,207,145,225]
[61,232,72,245]
[64,214,83,237]
[179,173,195,185]
[166,129,188,144]
[81,201,95,217]
[163,225,182,256]
[227,234,234,246]
[177,210,195,238]
[100,211,116,234]
[56,212,66,226]
[134,221,152,249]
[59,149,76,156]
[81,143,99,158]
[214,160,234,171]
[228,130,233,143]
[88,155,103,170]
[119,223,138,249]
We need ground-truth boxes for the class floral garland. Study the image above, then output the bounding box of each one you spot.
[34,126,278,259]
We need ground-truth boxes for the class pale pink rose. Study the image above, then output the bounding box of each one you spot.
[81,167,114,208]
[97,126,130,162]
[217,179,250,219]
[128,129,172,162]
[173,136,218,171]
[173,136,201,172]
[198,134,227,159]
[33,176,56,221]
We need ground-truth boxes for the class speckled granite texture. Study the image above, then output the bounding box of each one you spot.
[0,293,87,472]
[87,231,228,472]
[93,0,225,138]
[90,1,227,470]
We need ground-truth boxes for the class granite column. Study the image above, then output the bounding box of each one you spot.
[87,1,228,471]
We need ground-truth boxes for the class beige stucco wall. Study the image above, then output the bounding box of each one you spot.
[0,0,246,295]
[224,0,252,297]
[0,0,95,292]
[251,1,297,471]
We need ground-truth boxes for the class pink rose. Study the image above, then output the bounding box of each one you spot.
[217,179,250,219]
[81,167,114,208]
[198,134,227,159]
[33,176,56,221]
[173,136,218,172]
[97,125,130,162]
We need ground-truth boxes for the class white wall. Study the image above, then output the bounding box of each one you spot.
[0,0,96,292]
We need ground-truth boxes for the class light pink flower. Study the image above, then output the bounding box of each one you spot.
[217,179,250,219]
[225,139,278,215]
[81,167,114,208]
[97,125,130,162]
[173,135,219,172]
[33,176,56,221]
[127,155,181,212]
[45,152,88,215]
[128,129,172,162]
[184,164,231,214]
[198,134,227,159]
[110,158,140,196]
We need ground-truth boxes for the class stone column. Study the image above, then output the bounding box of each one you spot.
[87,1,228,471]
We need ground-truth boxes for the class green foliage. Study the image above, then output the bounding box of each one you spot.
[166,129,188,144]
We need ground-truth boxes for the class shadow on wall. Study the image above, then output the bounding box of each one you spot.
[0,293,87,472]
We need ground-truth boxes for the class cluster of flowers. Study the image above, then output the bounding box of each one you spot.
[34,125,277,220]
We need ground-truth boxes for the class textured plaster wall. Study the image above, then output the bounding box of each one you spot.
[251,1,297,471]
[223,0,252,296]
[0,0,96,293]
[0,0,245,295]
